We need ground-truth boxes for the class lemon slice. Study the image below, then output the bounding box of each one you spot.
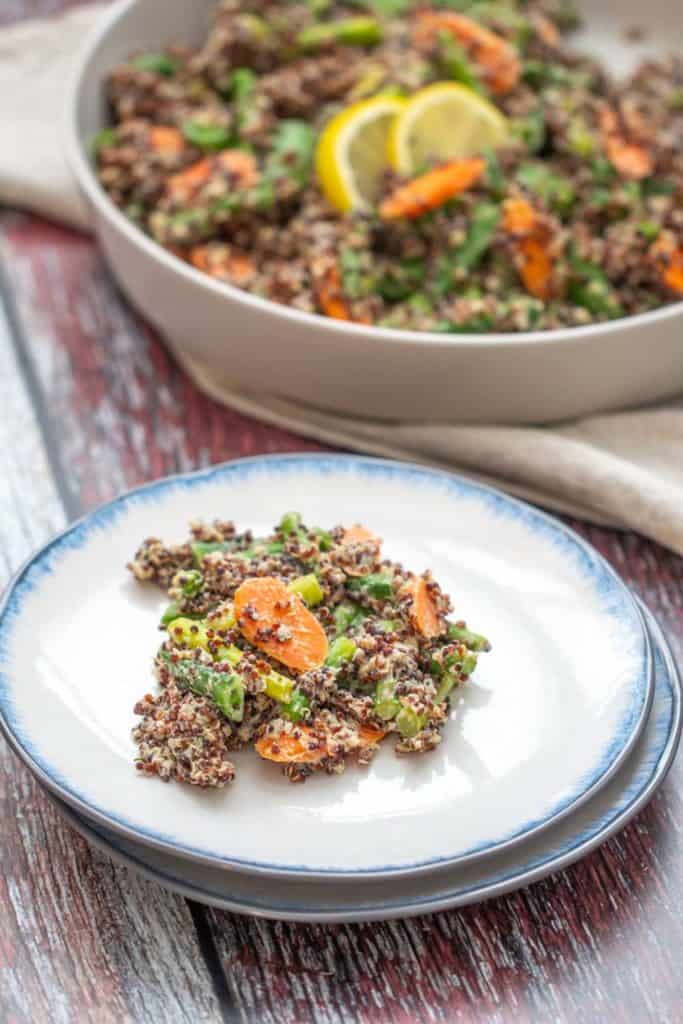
[316,95,406,212]
[388,82,508,176]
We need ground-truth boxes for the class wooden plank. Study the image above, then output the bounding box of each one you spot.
[0,246,225,1024]
[2,209,681,1023]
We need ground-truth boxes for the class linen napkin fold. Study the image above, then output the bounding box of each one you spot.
[2,5,683,555]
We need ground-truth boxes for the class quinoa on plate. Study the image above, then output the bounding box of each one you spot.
[129,513,491,785]
[95,1,683,333]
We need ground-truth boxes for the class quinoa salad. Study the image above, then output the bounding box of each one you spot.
[94,1,683,334]
[128,513,490,785]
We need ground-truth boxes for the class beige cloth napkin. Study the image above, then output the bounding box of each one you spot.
[3,5,683,554]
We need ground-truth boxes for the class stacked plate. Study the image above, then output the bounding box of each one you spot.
[0,455,679,922]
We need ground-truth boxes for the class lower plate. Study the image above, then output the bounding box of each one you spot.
[43,602,680,922]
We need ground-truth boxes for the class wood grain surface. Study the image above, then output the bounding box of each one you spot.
[0,4,682,1021]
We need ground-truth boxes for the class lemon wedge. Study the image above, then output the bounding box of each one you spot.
[316,95,406,212]
[388,82,508,176]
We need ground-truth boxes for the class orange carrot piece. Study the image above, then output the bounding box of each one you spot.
[234,577,329,672]
[311,257,353,320]
[341,525,381,546]
[650,234,683,295]
[189,245,256,285]
[599,107,653,181]
[409,578,444,639]
[502,197,556,301]
[255,723,385,764]
[413,12,520,95]
[358,725,386,746]
[216,149,259,188]
[166,158,213,201]
[380,158,485,221]
[149,125,185,154]
[255,728,327,764]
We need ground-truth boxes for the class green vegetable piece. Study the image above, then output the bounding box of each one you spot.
[326,637,357,668]
[131,53,177,76]
[395,705,425,738]
[522,59,547,89]
[590,157,616,185]
[638,221,660,242]
[347,573,394,600]
[166,617,210,650]
[178,569,203,598]
[362,0,409,13]
[263,120,316,190]
[333,601,366,635]
[211,675,245,722]
[435,673,457,704]
[516,162,575,215]
[460,651,478,677]
[569,278,622,317]
[378,619,399,632]
[377,258,426,302]
[279,511,302,536]
[263,670,295,704]
[437,31,481,93]
[457,203,500,270]
[231,67,257,101]
[482,148,504,197]
[191,540,233,566]
[643,179,677,197]
[313,528,333,552]
[166,657,245,722]
[160,602,181,627]
[446,623,492,651]
[667,87,683,111]
[182,121,233,152]
[567,117,596,158]
[512,109,546,155]
[297,16,382,51]
[374,678,401,721]
[281,690,310,723]
[289,573,324,607]
[213,644,243,667]
[91,127,117,155]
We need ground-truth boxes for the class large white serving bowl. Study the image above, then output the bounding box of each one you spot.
[65,0,683,424]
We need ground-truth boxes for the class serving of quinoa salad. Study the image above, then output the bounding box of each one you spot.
[128,513,490,786]
[94,1,683,333]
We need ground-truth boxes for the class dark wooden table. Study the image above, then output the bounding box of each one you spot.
[1,9,683,1024]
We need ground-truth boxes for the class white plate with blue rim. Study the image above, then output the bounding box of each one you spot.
[0,455,653,880]
[41,602,680,922]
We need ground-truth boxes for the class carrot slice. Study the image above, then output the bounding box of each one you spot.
[166,157,213,201]
[311,257,352,320]
[409,578,444,639]
[255,723,385,764]
[216,149,259,188]
[650,234,683,295]
[149,125,185,154]
[189,245,257,285]
[413,12,520,95]
[255,728,327,764]
[358,725,386,746]
[341,525,381,546]
[599,107,653,181]
[380,158,485,221]
[234,577,328,672]
[502,197,557,301]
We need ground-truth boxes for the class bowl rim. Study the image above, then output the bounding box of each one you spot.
[64,0,683,351]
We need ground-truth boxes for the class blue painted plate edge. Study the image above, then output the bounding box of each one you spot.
[0,454,654,878]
